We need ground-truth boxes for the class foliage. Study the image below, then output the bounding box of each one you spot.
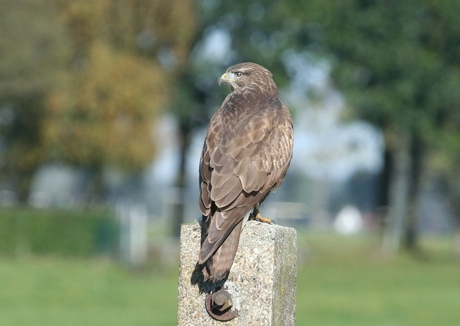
[43,42,168,171]
[196,0,295,87]
[0,208,118,257]
[0,0,198,201]
[0,0,71,200]
[273,0,460,248]
[43,0,197,171]
[0,0,70,96]
[282,0,460,141]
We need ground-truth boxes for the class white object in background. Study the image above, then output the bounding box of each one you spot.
[334,205,363,235]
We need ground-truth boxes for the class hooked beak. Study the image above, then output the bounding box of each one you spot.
[218,72,228,86]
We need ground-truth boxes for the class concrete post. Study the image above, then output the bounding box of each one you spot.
[177,221,297,325]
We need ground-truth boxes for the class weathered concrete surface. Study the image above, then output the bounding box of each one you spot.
[177,221,297,325]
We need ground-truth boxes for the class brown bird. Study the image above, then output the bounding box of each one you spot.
[198,62,294,282]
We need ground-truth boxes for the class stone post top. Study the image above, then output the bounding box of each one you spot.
[178,221,297,325]
[183,220,296,239]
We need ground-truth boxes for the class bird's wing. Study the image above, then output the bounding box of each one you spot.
[199,100,293,265]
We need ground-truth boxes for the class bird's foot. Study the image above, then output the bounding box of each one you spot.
[249,206,275,224]
[254,213,273,224]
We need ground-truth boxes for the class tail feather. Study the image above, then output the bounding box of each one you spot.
[201,219,243,282]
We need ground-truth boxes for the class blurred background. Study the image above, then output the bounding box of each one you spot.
[1,0,459,325]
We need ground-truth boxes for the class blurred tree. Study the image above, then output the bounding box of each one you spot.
[197,0,293,86]
[282,0,460,252]
[426,3,460,253]
[0,0,70,202]
[41,0,197,203]
[0,0,198,206]
[44,42,169,199]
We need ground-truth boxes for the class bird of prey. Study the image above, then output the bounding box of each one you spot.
[198,62,294,282]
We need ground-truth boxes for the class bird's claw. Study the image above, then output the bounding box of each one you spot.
[254,213,274,224]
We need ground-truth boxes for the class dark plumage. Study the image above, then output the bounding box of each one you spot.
[198,62,294,282]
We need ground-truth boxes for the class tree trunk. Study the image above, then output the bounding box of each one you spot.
[404,134,424,250]
[16,171,34,204]
[382,133,411,255]
[376,149,393,228]
[172,125,191,238]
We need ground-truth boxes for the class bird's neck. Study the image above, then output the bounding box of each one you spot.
[234,85,279,100]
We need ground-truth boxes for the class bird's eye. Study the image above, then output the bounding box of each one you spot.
[235,72,242,78]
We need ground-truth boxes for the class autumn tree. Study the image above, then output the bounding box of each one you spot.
[41,0,197,202]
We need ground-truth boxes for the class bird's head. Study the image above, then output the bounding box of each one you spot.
[219,62,278,94]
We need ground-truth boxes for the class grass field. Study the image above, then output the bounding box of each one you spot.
[296,232,460,325]
[0,232,458,325]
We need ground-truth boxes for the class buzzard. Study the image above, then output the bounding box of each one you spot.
[198,62,294,282]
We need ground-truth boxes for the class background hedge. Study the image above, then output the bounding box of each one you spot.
[0,207,119,257]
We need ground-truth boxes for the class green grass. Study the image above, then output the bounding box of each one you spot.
[0,258,178,326]
[0,233,458,325]
[296,232,460,325]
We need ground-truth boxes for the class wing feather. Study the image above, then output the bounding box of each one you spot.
[211,174,240,203]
